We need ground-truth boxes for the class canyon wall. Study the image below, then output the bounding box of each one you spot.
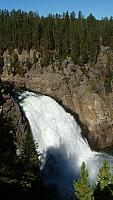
[1,46,113,150]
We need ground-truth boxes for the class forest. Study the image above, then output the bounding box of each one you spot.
[0,9,113,66]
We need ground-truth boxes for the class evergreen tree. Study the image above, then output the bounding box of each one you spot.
[19,132,41,189]
[73,162,94,200]
[1,9,113,66]
[97,160,111,191]
[70,11,76,21]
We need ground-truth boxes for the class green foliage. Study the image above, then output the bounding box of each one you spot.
[74,160,113,200]
[10,61,20,76]
[18,132,41,189]
[0,105,41,192]
[73,162,94,200]
[26,58,32,70]
[97,160,111,190]
[12,52,18,64]
[0,9,113,67]
[33,52,38,63]
[41,53,50,66]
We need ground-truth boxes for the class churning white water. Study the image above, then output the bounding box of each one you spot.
[18,91,113,199]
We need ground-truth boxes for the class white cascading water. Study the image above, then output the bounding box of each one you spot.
[18,91,113,199]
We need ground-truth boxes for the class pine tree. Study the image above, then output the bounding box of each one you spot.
[19,132,41,190]
[73,162,94,200]
[97,160,111,191]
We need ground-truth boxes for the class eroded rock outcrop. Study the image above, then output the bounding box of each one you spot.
[1,47,113,150]
[0,82,30,154]
[73,92,113,150]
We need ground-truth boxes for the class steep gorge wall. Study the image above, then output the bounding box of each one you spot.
[1,47,113,150]
[0,82,30,153]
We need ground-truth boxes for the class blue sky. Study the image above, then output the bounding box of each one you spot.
[0,0,113,19]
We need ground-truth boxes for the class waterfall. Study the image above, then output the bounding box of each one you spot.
[18,91,113,199]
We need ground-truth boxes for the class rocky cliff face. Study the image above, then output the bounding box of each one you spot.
[0,82,30,154]
[1,47,113,150]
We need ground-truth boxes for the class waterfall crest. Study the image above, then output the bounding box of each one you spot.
[18,91,113,199]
